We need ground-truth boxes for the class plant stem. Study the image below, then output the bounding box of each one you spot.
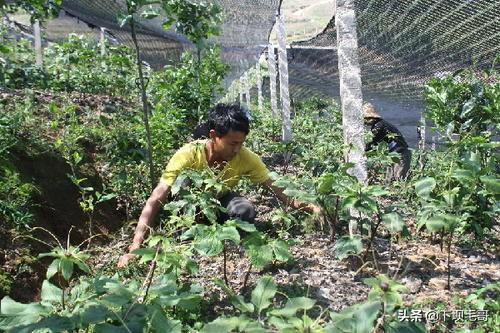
[223,241,228,285]
[242,263,253,291]
[128,10,155,192]
[363,211,382,262]
[447,232,453,291]
[124,243,161,320]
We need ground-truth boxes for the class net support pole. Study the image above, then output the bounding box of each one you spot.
[257,62,263,112]
[239,77,244,105]
[33,20,43,67]
[336,0,367,236]
[277,13,292,142]
[100,27,106,56]
[267,44,279,118]
[419,113,426,150]
[245,72,251,107]
[419,113,426,169]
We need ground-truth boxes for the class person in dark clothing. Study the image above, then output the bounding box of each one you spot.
[363,103,412,180]
[192,121,210,139]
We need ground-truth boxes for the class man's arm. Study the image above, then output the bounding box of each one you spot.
[263,179,322,214]
[117,181,171,267]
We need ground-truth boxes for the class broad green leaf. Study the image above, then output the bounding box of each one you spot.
[148,304,182,333]
[382,213,405,233]
[251,276,277,314]
[201,316,240,333]
[46,259,59,280]
[271,240,293,262]
[158,294,202,310]
[269,297,316,317]
[0,44,10,54]
[480,175,500,195]
[214,279,254,313]
[342,196,358,210]
[414,177,436,199]
[238,318,266,332]
[425,214,459,233]
[79,304,109,326]
[452,169,474,183]
[194,234,223,256]
[9,316,74,333]
[59,257,74,281]
[133,247,157,263]
[40,280,63,305]
[95,323,130,333]
[219,226,240,244]
[247,244,273,268]
[367,186,389,197]
[425,215,446,232]
[334,235,363,260]
[74,259,91,274]
[318,173,334,194]
[0,297,48,330]
[330,300,381,333]
[227,219,257,232]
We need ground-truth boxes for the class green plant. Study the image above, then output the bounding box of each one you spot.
[326,274,426,333]
[1,0,62,23]
[454,282,499,332]
[203,276,328,333]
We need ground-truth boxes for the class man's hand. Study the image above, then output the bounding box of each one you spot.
[117,253,136,268]
[117,182,170,269]
[305,203,327,229]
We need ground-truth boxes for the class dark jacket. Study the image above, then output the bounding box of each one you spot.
[192,122,210,140]
[366,118,408,153]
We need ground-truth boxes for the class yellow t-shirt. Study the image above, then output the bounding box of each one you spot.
[160,140,270,188]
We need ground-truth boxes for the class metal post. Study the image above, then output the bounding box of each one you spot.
[33,20,43,67]
[277,13,292,142]
[267,44,279,118]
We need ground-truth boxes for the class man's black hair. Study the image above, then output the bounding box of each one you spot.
[207,104,250,137]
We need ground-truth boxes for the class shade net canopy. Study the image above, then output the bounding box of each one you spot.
[47,0,280,85]
[6,0,499,145]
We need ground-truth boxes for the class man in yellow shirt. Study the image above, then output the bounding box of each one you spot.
[118,104,322,267]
